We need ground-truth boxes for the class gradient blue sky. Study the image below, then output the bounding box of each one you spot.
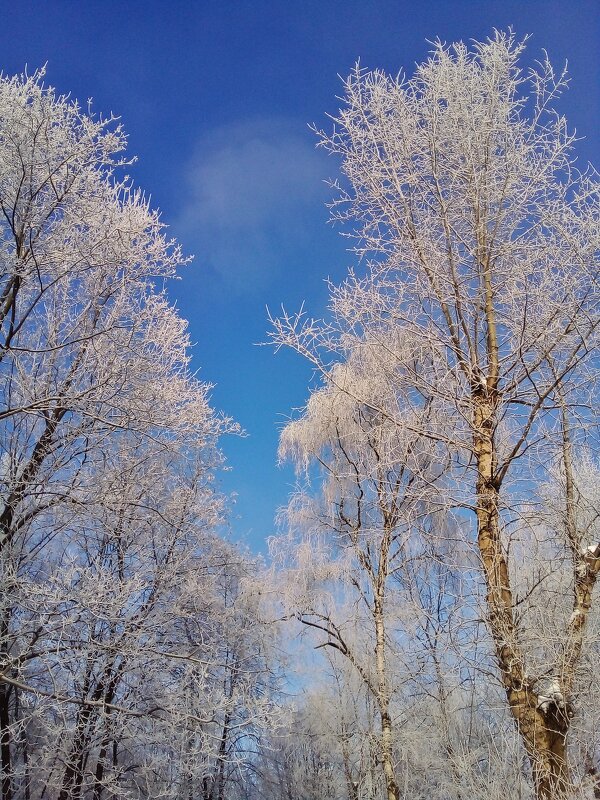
[1,1,598,552]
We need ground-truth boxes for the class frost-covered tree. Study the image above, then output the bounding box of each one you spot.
[273,343,449,800]
[0,68,284,800]
[0,68,221,562]
[273,31,600,799]
[7,440,219,800]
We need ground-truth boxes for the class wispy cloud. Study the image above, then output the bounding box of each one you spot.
[178,118,328,292]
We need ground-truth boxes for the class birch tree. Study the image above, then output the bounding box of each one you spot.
[273,31,600,799]
[273,344,449,800]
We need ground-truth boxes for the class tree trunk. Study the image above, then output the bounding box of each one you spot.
[0,610,12,800]
[0,682,11,800]
[379,710,398,800]
[373,593,399,800]
[59,675,105,800]
[216,710,231,800]
[473,392,571,800]
[91,670,121,800]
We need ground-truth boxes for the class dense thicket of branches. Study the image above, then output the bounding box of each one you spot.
[0,70,279,800]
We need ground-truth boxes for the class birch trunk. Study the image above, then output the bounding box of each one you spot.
[373,592,399,800]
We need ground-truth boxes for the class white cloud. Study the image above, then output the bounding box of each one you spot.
[178,118,329,291]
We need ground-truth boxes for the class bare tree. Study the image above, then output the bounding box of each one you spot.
[273,31,600,799]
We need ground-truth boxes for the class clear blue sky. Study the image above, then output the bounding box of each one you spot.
[1,1,598,552]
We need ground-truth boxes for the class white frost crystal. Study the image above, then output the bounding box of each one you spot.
[537,679,565,714]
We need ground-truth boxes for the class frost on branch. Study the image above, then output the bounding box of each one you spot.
[536,678,567,716]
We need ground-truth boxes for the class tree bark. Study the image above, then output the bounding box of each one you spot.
[58,673,105,800]
[0,682,11,800]
[473,391,571,800]
[0,610,12,800]
[373,592,399,800]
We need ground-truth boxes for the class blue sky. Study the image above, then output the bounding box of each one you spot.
[1,0,598,552]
